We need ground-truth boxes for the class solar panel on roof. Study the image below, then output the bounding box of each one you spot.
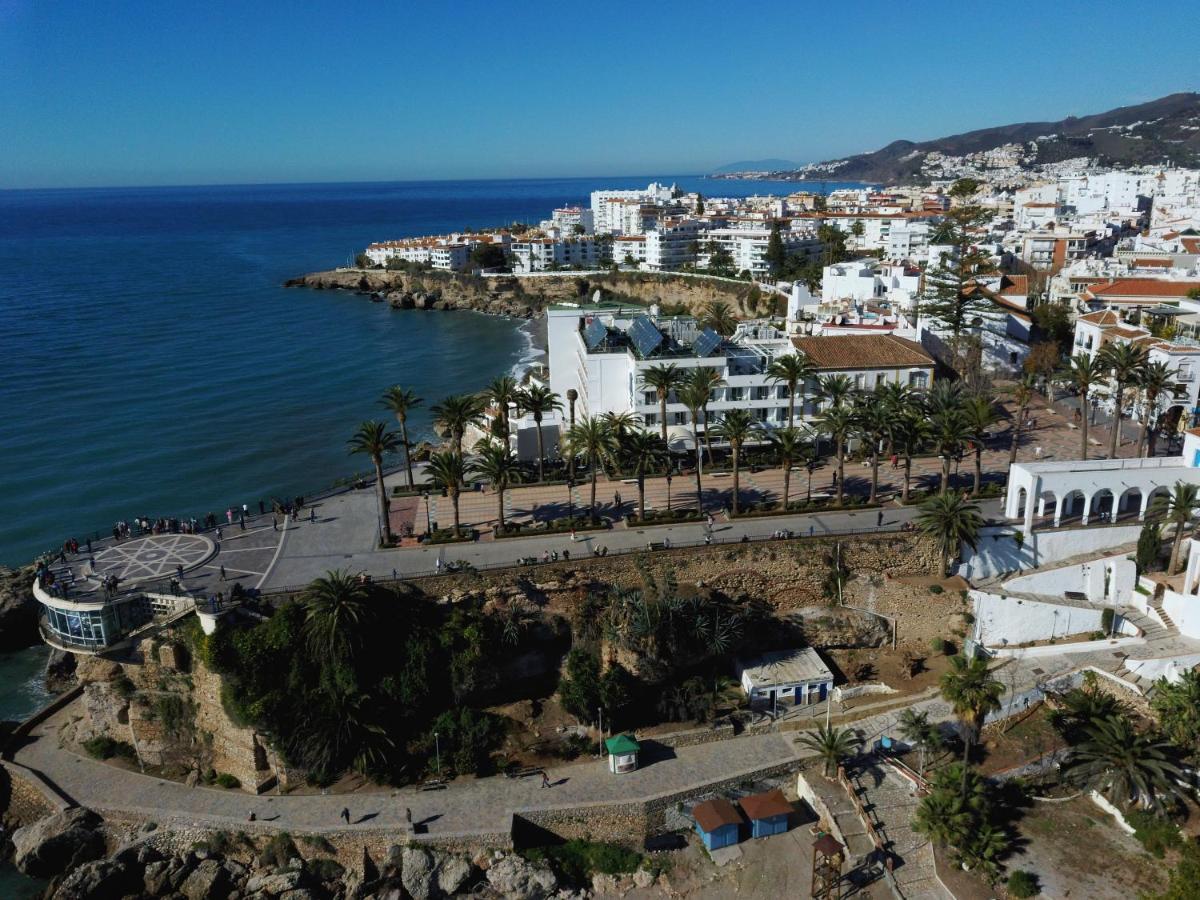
[628,316,663,358]
[692,327,722,358]
[583,317,608,350]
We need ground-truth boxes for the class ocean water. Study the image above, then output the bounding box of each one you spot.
[0,175,858,569]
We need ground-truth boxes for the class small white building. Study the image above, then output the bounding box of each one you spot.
[737,648,833,708]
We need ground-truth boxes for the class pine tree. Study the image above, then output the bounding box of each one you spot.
[765,222,787,275]
[921,206,998,371]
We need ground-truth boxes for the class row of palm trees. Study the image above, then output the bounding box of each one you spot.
[1059,342,1182,460]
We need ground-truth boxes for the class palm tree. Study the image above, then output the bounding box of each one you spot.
[1061,353,1104,460]
[893,407,931,503]
[469,441,524,530]
[1137,361,1180,457]
[962,395,997,496]
[714,408,759,515]
[1008,373,1036,465]
[768,427,806,510]
[1148,481,1200,574]
[621,430,669,520]
[426,451,466,537]
[798,724,861,777]
[677,377,711,511]
[767,352,816,428]
[602,410,642,445]
[565,416,618,520]
[929,404,970,495]
[815,404,855,505]
[939,654,1003,797]
[917,493,984,577]
[689,367,727,467]
[816,373,855,410]
[1065,715,1189,814]
[430,393,486,458]
[854,394,891,504]
[1098,343,1148,459]
[517,384,562,481]
[302,569,372,662]
[380,385,422,490]
[483,374,521,449]
[912,789,972,848]
[878,381,918,457]
[897,708,941,776]
[701,300,738,336]
[1150,668,1200,749]
[640,363,683,443]
[961,824,1010,884]
[348,420,399,545]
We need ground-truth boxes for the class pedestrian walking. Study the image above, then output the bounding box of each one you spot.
[340,807,350,824]
[242,503,248,518]
[1035,446,1043,459]
[239,516,246,531]
[272,517,278,531]
[248,810,256,822]
[216,526,223,541]
[220,565,227,582]
[404,807,412,826]
[541,771,551,789]
[310,507,316,523]
[876,510,883,527]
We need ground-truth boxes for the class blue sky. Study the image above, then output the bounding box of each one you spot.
[2,0,1197,188]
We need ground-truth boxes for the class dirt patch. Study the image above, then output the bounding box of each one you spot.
[1011,795,1167,900]
[978,705,1066,777]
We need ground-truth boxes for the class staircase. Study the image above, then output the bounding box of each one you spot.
[845,760,952,900]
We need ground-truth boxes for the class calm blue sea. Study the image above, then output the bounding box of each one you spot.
[0,175,856,570]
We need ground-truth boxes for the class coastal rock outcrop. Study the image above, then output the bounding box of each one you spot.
[485,853,559,898]
[11,807,106,878]
[0,565,38,651]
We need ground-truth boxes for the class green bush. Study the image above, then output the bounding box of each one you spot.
[1126,810,1182,858]
[82,736,136,761]
[259,832,300,870]
[300,834,337,853]
[1006,870,1039,898]
[215,772,241,789]
[524,839,643,886]
[930,637,947,655]
[112,675,136,699]
[1100,608,1115,634]
[928,584,944,595]
[307,858,345,881]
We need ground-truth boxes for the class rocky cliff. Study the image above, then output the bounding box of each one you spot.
[0,566,38,651]
[286,269,778,321]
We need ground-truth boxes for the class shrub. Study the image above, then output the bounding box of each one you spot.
[1126,810,1182,858]
[1100,608,1115,634]
[112,674,136,699]
[259,832,300,870]
[1006,870,1039,898]
[300,834,337,853]
[928,584,944,595]
[215,772,241,789]
[524,839,643,886]
[930,637,947,655]
[307,858,346,882]
[82,736,136,761]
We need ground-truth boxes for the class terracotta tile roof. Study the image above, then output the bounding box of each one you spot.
[998,274,1029,296]
[1133,258,1173,267]
[1188,427,1200,437]
[693,798,742,832]
[1182,238,1200,254]
[1078,310,1121,325]
[790,334,935,370]
[1086,279,1200,299]
[739,789,793,821]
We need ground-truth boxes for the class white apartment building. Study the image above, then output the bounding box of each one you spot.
[699,225,821,276]
[644,219,707,271]
[509,236,603,273]
[590,183,676,234]
[545,206,594,234]
[545,302,935,449]
[821,261,922,310]
[612,235,648,266]
[364,237,473,271]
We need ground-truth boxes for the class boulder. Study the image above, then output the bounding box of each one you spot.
[44,647,78,692]
[11,807,106,878]
[143,860,172,895]
[0,566,37,651]
[400,845,436,899]
[52,857,142,900]
[179,858,233,900]
[632,867,655,889]
[485,854,558,899]
[245,869,303,895]
[436,854,473,895]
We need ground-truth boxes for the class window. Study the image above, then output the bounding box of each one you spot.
[643,391,657,405]
[908,370,929,388]
[673,412,687,425]
[728,387,744,401]
[644,413,657,425]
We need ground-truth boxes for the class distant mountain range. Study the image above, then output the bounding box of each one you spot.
[715,93,1200,183]
[710,158,800,174]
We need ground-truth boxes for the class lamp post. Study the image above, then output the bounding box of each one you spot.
[666,472,673,511]
[422,491,433,536]
[567,476,575,523]
[566,389,578,482]
[434,732,441,778]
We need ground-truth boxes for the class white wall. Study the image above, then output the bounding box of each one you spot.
[957,524,1143,582]
[972,591,1106,647]
[1161,589,1200,639]
[1001,553,1137,605]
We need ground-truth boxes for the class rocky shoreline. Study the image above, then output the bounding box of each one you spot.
[284,268,777,323]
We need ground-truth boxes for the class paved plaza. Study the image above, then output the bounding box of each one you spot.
[93,534,214,584]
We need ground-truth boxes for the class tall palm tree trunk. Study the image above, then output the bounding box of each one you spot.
[781,466,791,510]
[903,455,913,503]
[658,395,668,442]
[534,415,545,481]
[731,447,740,514]
[400,420,414,489]
[788,389,796,430]
[373,457,393,545]
[450,488,461,538]
[1008,418,1024,465]
[638,473,646,520]
[1109,381,1124,459]
[694,465,703,513]
[1170,528,1185,575]
[835,438,845,505]
[940,456,951,495]
[702,404,715,468]
[497,486,506,529]
[869,451,879,504]
[1081,396,1090,460]
[973,447,982,496]
[589,464,598,520]
[1138,404,1152,458]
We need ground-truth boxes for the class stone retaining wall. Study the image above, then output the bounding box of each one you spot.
[0,761,68,827]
